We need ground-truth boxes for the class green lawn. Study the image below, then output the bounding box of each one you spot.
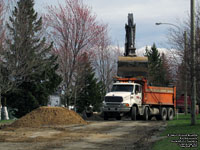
[0,120,15,125]
[152,114,200,150]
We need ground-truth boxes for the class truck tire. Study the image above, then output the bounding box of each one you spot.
[167,108,174,120]
[143,107,149,121]
[131,106,137,121]
[104,112,108,120]
[160,107,167,121]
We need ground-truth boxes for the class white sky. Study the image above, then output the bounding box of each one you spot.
[35,0,191,49]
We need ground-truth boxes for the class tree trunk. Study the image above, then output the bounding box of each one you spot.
[2,97,9,120]
[0,93,1,120]
[184,31,188,115]
[2,106,9,120]
[0,105,1,121]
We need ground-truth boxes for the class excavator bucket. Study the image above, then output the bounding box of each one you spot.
[117,56,148,78]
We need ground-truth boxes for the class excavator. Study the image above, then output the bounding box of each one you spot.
[117,13,148,78]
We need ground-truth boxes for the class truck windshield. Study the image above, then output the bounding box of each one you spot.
[111,85,133,92]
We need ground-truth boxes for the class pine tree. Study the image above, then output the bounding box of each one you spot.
[145,43,168,86]
[76,53,103,113]
[6,0,52,82]
[6,65,62,118]
[5,0,62,117]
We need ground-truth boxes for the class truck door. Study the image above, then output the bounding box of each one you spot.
[135,85,142,106]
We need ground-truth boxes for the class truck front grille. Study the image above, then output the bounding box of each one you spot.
[106,103,120,105]
[105,96,123,102]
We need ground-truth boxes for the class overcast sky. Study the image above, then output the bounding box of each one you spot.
[35,0,190,49]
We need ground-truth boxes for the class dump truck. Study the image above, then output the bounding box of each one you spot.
[102,13,176,121]
[103,77,176,121]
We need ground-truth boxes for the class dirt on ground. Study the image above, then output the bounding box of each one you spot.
[10,106,87,128]
[0,109,166,150]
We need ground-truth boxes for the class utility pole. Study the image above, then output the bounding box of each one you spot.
[184,31,188,115]
[191,0,196,125]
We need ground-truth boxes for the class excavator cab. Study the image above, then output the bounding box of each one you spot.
[117,13,148,78]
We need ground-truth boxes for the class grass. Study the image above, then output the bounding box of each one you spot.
[0,120,15,125]
[152,114,200,150]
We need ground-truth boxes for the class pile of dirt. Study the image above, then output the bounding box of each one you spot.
[11,106,87,128]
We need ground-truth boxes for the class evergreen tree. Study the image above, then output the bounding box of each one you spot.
[145,43,169,86]
[6,0,50,81]
[76,53,103,113]
[6,64,62,118]
[5,0,62,117]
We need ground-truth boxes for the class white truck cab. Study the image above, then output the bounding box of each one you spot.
[102,82,142,120]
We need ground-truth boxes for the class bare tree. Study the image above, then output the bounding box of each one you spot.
[167,4,200,110]
[92,30,122,93]
[45,0,107,106]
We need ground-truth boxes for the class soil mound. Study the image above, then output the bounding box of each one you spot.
[11,106,87,128]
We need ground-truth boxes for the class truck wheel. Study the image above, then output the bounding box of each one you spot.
[167,108,174,120]
[131,106,137,121]
[104,112,108,120]
[143,107,149,121]
[160,107,167,121]
[116,116,121,120]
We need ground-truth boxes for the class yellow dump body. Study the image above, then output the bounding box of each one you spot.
[117,56,148,78]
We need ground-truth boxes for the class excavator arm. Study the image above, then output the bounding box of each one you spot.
[117,13,148,78]
[125,13,136,56]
